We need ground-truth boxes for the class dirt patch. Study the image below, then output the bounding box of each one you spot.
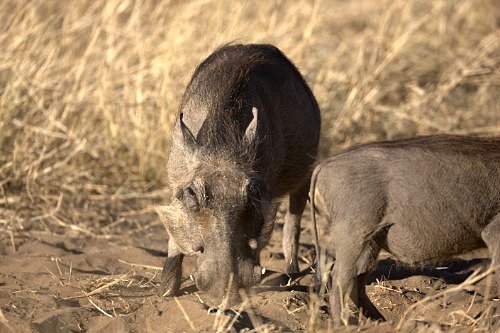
[0,209,497,332]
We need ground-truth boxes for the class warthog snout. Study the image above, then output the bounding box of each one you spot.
[193,264,262,292]
[194,254,262,305]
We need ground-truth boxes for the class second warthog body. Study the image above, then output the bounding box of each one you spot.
[310,135,500,326]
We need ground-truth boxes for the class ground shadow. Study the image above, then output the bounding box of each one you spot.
[137,246,167,257]
[179,284,199,295]
[367,257,491,285]
[177,269,313,297]
[39,239,84,255]
[231,310,290,332]
[170,258,490,297]
[250,268,312,293]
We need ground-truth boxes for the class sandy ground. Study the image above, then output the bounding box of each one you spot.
[1,208,498,332]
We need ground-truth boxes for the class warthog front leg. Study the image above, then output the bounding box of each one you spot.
[283,183,309,274]
[159,239,184,297]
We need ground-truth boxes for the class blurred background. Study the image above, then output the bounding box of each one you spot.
[0,0,498,237]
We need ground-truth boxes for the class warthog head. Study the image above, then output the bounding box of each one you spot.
[156,108,274,304]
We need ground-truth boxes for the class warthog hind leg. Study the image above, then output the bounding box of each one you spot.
[350,243,385,322]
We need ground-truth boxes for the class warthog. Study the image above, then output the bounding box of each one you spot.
[310,135,500,326]
[156,44,320,303]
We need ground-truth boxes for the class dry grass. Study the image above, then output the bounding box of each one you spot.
[0,1,498,330]
[0,0,498,236]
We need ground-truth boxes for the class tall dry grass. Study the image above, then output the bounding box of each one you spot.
[0,0,498,236]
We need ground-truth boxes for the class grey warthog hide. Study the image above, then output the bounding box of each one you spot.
[310,135,500,326]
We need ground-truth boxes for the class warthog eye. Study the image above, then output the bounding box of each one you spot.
[186,186,196,197]
[183,185,199,210]
[246,179,266,202]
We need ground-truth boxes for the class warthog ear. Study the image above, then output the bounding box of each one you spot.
[244,107,258,144]
[178,113,197,150]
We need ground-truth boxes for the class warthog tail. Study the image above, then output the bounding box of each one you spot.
[309,164,322,291]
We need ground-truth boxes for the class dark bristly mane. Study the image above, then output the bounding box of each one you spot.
[179,44,315,163]
[182,44,285,112]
